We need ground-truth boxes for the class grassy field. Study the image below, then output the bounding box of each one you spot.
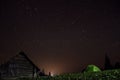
[2,69,120,80]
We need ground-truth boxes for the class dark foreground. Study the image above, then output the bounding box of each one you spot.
[1,69,120,80]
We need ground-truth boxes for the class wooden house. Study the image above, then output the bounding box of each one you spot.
[0,51,46,79]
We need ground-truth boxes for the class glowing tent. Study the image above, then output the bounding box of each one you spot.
[85,65,101,72]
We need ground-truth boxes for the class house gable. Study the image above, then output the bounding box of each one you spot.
[0,51,44,79]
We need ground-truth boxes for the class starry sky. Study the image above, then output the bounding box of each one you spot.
[0,0,120,75]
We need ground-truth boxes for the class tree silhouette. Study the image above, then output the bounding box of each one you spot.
[115,62,120,69]
[104,53,113,70]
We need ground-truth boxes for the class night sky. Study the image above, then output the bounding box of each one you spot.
[0,0,120,75]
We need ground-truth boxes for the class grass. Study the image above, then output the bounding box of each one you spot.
[2,69,120,80]
[38,69,120,80]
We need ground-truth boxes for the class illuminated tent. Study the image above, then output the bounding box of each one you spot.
[84,65,101,72]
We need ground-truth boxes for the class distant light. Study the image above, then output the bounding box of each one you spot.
[49,71,55,76]
[51,72,54,76]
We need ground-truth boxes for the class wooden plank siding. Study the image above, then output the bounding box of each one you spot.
[0,51,46,79]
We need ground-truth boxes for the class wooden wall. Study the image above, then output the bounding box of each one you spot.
[0,52,40,78]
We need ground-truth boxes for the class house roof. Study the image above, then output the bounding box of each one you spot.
[18,51,40,71]
[0,51,40,72]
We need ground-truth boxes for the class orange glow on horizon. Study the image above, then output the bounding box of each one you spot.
[38,62,65,75]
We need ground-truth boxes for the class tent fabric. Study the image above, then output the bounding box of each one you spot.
[85,65,101,72]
